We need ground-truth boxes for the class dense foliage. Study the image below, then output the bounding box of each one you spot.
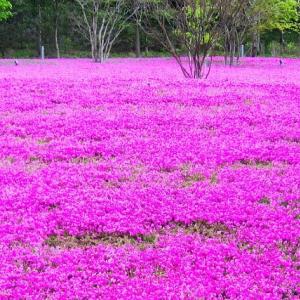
[0,0,11,21]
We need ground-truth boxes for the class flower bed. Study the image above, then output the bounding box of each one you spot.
[0,57,299,298]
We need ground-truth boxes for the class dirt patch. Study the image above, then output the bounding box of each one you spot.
[278,239,300,262]
[26,154,103,166]
[180,163,218,187]
[153,265,166,277]
[0,156,15,168]
[169,220,233,239]
[26,157,47,173]
[44,220,233,250]
[36,138,52,145]
[238,159,273,168]
[44,232,158,249]
[258,197,271,205]
[182,173,206,187]
[69,155,103,164]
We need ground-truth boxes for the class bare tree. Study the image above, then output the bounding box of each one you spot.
[54,0,61,58]
[141,0,227,79]
[73,0,138,62]
[36,0,43,55]
[133,0,143,57]
[220,0,253,66]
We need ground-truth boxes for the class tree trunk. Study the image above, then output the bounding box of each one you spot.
[97,36,105,63]
[135,19,141,58]
[280,30,285,57]
[91,37,97,61]
[226,31,236,67]
[224,38,229,65]
[235,29,241,64]
[54,0,60,58]
[236,44,241,64]
[93,44,98,62]
[229,39,235,66]
[251,30,260,57]
[38,2,42,56]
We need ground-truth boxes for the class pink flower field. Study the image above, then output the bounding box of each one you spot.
[0,57,299,299]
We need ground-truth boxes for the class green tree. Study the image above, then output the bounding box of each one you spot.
[0,0,12,20]
[254,0,299,55]
[259,0,298,33]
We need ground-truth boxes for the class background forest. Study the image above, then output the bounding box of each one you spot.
[0,0,299,60]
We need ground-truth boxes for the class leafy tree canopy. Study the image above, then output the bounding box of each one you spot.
[0,0,12,21]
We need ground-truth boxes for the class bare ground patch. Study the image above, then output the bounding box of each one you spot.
[278,239,300,263]
[44,220,233,250]
[44,232,158,249]
[236,159,273,169]
[0,156,15,168]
